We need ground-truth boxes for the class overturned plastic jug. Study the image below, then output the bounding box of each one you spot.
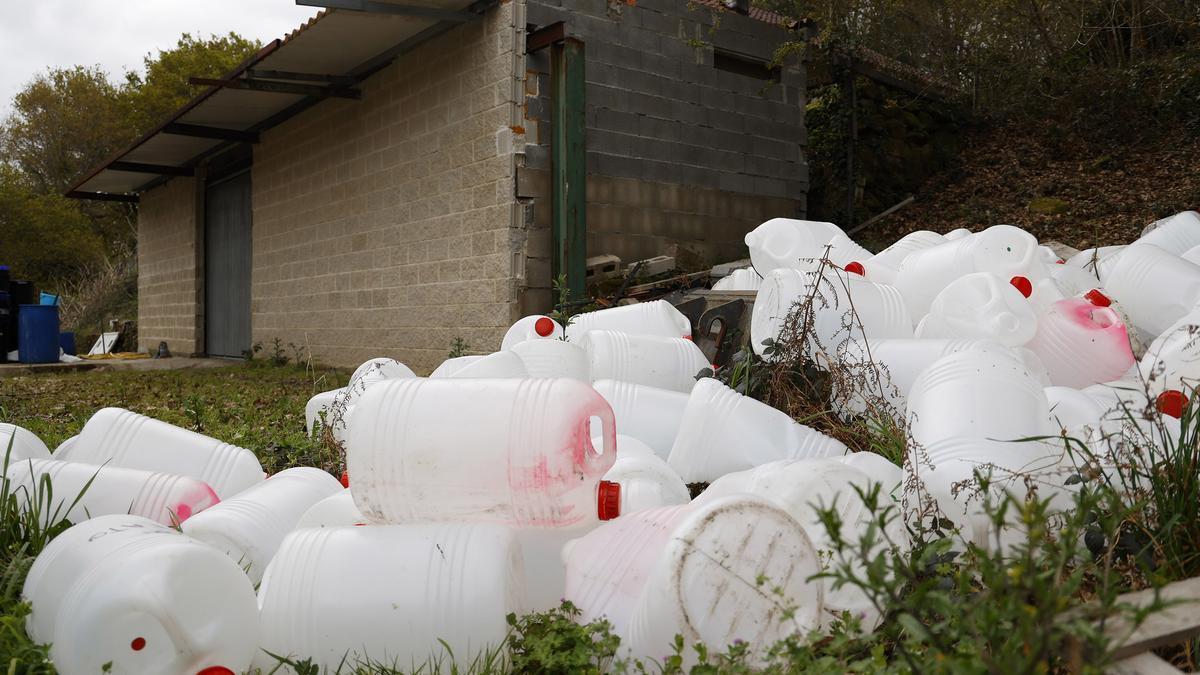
[601,448,690,514]
[667,378,847,483]
[0,423,51,463]
[1025,298,1134,388]
[181,467,343,583]
[577,331,710,393]
[858,230,947,285]
[744,217,846,275]
[347,378,616,526]
[256,524,523,672]
[592,380,690,459]
[501,314,564,350]
[429,350,528,378]
[5,459,219,527]
[564,300,692,341]
[511,338,591,381]
[564,494,823,666]
[711,266,763,291]
[23,515,259,675]
[915,272,1038,347]
[295,488,367,529]
[58,407,263,499]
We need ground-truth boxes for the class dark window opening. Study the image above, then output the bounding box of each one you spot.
[713,49,780,82]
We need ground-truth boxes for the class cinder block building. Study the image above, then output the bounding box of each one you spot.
[67,0,808,372]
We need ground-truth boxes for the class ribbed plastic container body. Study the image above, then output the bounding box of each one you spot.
[181,467,343,583]
[256,524,524,672]
[516,521,601,612]
[667,378,847,483]
[915,272,1038,347]
[1065,245,1126,280]
[511,339,591,381]
[602,454,690,514]
[5,459,219,527]
[1051,263,1103,296]
[1045,386,1105,430]
[825,232,875,268]
[1140,307,1200,394]
[711,267,763,291]
[564,495,822,665]
[501,315,564,350]
[696,458,907,627]
[430,350,529,378]
[0,423,51,463]
[60,407,263,499]
[17,304,59,363]
[1105,243,1200,338]
[1025,298,1135,388]
[23,515,258,675]
[862,230,948,284]
[592,380,689,459]
[347,378,616,526]
[295,488,367,529]
[744,217,846,275]
[564,300,693,340]
[944,228,972,240]
[895,225,1049,317]
[577,331,709,392]
[339,358,418,410]
[907,348,1053,449]
[304,387,344,435]
[751,268,913,359]
[833,452,906,496]
[1136,210,1200,255]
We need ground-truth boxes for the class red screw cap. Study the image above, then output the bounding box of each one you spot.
[339,471,350,488]
[597,480,621,521]
[1010,276,1032,298]
[130,637,146,651]
[1157,390,1188,419]
[1055,259,1066,264]
[534,317,556,337]
[196,668,235,675]
[1084,289,1112,307]
[844,261,866,276]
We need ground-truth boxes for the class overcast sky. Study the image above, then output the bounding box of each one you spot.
[0,1,319,119]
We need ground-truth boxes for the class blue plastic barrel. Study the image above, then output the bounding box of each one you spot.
[18,304,59,364]
[60,331,76,356]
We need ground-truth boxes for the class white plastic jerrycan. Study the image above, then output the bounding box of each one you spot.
[860,230,948,284]
[1051,262,1102,296]
[256,524,523,672]
[914,272,1038,347]
[1025,298,1135,388]
[1138,306,1200,396]
[23,515,259,675]
[696,458,908,628]
[347,378,617,527]
[1045,386,1105,431]
[501,315,564,350]
[295,488,367,529]
[0,423,51,463]
[429,350,529,378]
[825,232,875,269]
[563,495,823,666]
[576,330,709,393]
[944,227,972,240]
[667,378,847,483]
[592,380,690,459]
[751,268,913,360]
[58,407,263,499]
[711,266,763,291]
[5,459,219,527]
[305,387,344,436]
[602,451,690,514]
[907,347,1054,450]
[1136,210,1200,255]
[511,338,591,381]
[1183,243,1200,266]
[1104,243,1200,339]
[565,299,693,341]
[744,217,846,275]
[895,225,1049,317]
[180,467,343,583]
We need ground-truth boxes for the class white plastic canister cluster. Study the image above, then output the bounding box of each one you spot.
[592,380,690,459]
[667,378,847,483]
[5,459,220,527]
[181,467,343,582]
[256,524,524,671]
[59,407,263,499]
[563,495,822,666]
[744,217,846,275]
[23,515,259,675]
[347,378,617,527]
[915,272,1038,347]
[564,300,692,340]
[576,330,710,393]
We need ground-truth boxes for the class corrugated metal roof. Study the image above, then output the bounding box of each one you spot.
[67,0,493,201]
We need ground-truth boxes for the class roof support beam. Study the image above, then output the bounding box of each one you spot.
[65,190,140,203]
[188,77,361,99]
[109,161,195,176]
[163,123,260,143]
[295,0,479,22]
[526,21,565,53]
[246,69,356,86]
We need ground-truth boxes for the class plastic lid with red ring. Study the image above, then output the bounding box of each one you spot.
[1009,276,1032,298]
[597,481,621,521]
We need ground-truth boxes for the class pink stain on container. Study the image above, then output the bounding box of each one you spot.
[1026,298,1135,389]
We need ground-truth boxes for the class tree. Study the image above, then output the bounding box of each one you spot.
[0,166,105,290]
[123,33,261,134]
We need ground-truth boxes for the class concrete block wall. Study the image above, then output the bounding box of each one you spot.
[517,0,808,310]
[250,3,524,372]
[137,177,202,355]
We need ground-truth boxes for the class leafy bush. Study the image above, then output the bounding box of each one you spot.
[506,601,619,674]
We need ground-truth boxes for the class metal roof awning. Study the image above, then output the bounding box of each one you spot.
[66,0,496,202]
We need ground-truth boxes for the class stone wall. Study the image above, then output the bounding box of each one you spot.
[137,177,202,355]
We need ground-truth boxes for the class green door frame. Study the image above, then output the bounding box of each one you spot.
[549,37,587,302]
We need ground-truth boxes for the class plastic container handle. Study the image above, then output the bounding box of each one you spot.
[578,393,617,476]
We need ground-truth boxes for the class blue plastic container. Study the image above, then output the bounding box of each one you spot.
[39,292,59,306]
[60,331,76,356]
[18,304,60,364]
